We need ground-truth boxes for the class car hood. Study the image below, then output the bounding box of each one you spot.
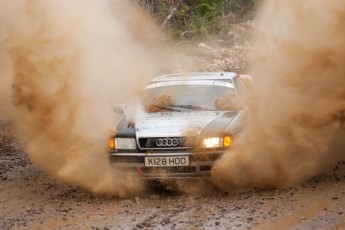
[135,111,238,137]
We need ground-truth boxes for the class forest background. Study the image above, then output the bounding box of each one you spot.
[132,0,259,40]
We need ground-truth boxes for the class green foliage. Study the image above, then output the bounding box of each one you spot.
[167,0,223,40]
[156,0,170,19]
[197,2,216,16]
[136,0,259,40]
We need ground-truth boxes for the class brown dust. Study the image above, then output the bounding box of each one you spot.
[0,0,181,197]
[211,0,345,190]
[1,0,345,196]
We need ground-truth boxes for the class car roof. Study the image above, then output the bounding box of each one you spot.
[150,72,238,82]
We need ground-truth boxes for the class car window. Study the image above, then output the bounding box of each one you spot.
[142,83,239,112]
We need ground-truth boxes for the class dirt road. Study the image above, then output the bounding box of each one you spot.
[1,39,345,229]
[1,120,345,230]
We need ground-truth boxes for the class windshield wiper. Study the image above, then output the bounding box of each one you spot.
[170,104,211,111]
[150,105,181,112]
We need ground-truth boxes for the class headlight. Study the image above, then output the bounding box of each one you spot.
[203,137,222,148]
[203,135,232,148]
[114,138,137,150]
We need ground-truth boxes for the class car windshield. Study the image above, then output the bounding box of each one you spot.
[142,81,240,112]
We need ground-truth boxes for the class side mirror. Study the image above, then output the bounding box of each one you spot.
[113,104,125,113]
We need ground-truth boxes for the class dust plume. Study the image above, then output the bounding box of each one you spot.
[0,0,177,197]
[212,0,345,189]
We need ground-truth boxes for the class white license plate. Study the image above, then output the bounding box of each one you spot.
[144,156,189,167]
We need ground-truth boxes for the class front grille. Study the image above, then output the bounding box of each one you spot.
[141,166,196,174]
[139,137,193,149]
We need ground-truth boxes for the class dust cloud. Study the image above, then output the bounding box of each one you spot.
[2,0,345,196]
[212,0,345,189]
[0,0,178,197]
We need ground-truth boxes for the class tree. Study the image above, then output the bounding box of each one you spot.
[132,0,259,40]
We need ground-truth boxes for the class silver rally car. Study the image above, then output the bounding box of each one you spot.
[109,72,253,179]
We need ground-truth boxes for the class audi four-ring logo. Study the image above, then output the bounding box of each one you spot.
[156,138,179,147]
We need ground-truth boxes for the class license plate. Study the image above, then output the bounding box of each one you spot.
[144,156,189,167]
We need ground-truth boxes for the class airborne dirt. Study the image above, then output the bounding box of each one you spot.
[1,120,345,229]
[2,0,345,229]
[1,33,345,228]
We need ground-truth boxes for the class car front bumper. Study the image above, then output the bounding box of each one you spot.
[109,151,223,179]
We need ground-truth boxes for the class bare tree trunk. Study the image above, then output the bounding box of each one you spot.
[160,1,182,31]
